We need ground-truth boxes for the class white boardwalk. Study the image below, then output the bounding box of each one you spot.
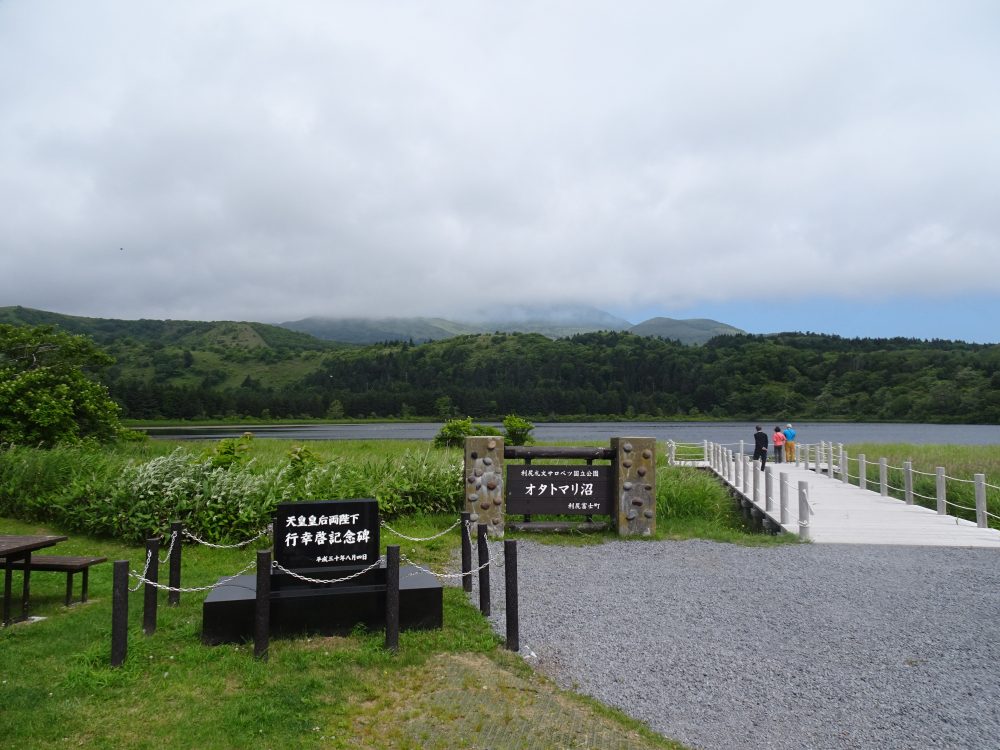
[702,450,1000,548]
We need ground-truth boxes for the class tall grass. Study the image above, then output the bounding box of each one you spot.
[0,440,463,544]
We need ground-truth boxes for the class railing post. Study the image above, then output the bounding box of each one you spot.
[110,560,129,667]
[879,458,888,497]
[143,537,159,636]
[779,472,789,525]
[504,540,519,652]
[254,549,271,661]
[385,545,400,653]
[734,449,742,488]
[702,440,708,465]
[858,454,867,491]
[668,441,676,465]
[752,463,760,506]
[460,512,472,593]
[936,467,946,515]
[903,461,913,505]
[841,448,850,484]
[765,467,774,513]
[975,474,988,528]
[804,444,811,473]
[739,440,745,462]
[795,443,801,468]
[168,521,182,606]
[798,482,810,541]
[820,442,827,474]
[742,455,750,496]
[477,523,490,616]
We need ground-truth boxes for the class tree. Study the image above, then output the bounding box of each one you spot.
[0,324,122,446]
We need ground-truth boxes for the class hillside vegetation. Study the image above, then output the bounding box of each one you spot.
[1,307,997,423]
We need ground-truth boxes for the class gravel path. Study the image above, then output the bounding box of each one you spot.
[470,540,1000,750]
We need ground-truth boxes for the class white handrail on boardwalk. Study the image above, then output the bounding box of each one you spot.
[672,440,1000,547]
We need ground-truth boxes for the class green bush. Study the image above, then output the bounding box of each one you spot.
[501,414,535,446]
[432,417,498,448]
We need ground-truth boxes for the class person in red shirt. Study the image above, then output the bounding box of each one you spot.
[772,426,786,463]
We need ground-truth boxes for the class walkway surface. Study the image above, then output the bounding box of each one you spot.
[709,458,1000,547]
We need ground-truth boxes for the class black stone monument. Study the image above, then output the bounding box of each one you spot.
[202,499,443,644]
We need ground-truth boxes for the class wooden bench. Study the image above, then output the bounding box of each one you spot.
[0,556,107,606]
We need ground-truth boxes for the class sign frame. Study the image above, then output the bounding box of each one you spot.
[273,499,380,574]
[505,464,611,515]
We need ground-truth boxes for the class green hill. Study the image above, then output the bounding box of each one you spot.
[628,317,743,343]
[0,306,343,397]
[280,316,481,344]
[281,306,637,343]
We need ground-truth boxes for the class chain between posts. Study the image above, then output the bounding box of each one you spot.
[129,558,259,593]
[380,517,462,542]
[183,526,272,549]
[129,549,154,592]
[271,558,384,585]
[158,528,178,565]
[400,551,494,581]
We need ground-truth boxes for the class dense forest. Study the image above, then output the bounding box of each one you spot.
[107,331,1000,423]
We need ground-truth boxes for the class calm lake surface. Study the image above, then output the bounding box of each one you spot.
[142,421,1000,445]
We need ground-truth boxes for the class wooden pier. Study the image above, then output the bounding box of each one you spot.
[685,442,1000,547]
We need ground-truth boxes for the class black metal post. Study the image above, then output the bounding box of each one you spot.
[143,537,159,636]
[254,550,271,661]
[585,458,594,523]
[111,560,128,667]
[523,457,532,523]
[477,523,490,616]
[385,545,400,653]
[504,540,519,652]
[460,511,472,593]
[168,521,182,606]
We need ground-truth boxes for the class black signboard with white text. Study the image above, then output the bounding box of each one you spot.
[274,499,380,571]
[506,465,611,515]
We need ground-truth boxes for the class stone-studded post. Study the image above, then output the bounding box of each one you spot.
[611,437,656,537]
[464,436,505,538]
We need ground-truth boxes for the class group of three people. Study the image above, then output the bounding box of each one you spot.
[752,423,796,470]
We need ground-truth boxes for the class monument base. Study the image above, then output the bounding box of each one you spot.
[201,565,443,645]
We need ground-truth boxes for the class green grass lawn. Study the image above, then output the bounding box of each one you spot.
[1,514,686,750]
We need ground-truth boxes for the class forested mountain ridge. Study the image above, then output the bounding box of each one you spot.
[3,307,996,423]
[279,308,741,344]
[302,331,1000,423]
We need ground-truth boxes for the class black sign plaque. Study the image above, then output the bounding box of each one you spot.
[506,465,611,515]
[274,499,380,571]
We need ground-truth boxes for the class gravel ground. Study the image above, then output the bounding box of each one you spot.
[468,539,1000,750]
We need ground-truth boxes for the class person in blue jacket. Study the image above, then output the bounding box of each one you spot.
[783,423,797,462]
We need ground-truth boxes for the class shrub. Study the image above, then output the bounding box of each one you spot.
[432,417,497,448]
[501,414,535,446]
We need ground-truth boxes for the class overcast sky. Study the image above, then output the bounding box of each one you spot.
[1,1,998,342]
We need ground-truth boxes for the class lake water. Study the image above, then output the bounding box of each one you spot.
[142,421,1000,445]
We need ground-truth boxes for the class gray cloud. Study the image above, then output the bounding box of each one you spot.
[1,0,998,330]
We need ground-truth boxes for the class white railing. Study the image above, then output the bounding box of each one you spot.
[795,442,997,530]
[698,441,812,540]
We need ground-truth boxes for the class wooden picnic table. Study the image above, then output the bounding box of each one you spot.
[1,535,68,625]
